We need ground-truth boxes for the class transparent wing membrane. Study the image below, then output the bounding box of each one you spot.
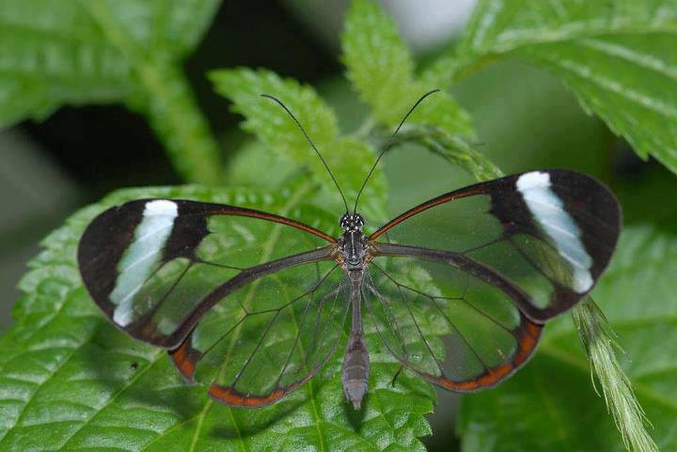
[365,256,542,390]
[173,261,349,406]
[371,170,620,321]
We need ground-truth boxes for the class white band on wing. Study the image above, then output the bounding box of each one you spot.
[516,172,593,293]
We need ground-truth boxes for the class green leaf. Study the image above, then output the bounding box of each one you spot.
[424,0,677,174]
[210,68,339,167]
[457,226,674,451]
[407,94,476,141]
[394,126,501,182]
[0,0,222,184]
[0,184,434,451]
[342,0,413,126]
[210,68,388,219]
[341,0,474,138]
[519,36,677,172]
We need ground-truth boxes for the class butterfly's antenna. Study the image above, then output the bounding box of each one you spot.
[261,94,349,213]
[353,89,441,213]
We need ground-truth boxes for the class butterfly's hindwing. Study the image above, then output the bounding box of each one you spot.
[172,261,349,406]
[365,253,542,391]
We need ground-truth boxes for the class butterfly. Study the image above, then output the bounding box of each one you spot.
[77,92,621,410]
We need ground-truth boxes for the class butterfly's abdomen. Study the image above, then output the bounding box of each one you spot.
[342,277,369,410]
[342,331,369,410]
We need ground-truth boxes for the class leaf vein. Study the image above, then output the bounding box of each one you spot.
[57,349,165,449]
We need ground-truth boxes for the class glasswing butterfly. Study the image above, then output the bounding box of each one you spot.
[77,91,621,410]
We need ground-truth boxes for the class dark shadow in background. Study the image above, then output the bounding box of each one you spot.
[18,0,340,201]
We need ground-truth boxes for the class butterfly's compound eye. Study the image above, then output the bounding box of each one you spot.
[339,214,365,232]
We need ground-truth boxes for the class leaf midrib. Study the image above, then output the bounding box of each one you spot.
[57,348,165,449]
[284,273,327,451]
[0,315,97,445]
[0,18,102,42]
[445,23,677,84]
[472,17,677,56]
[524,45,677,120]
[189,180,317,452]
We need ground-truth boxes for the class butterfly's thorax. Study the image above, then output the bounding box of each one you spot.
[338,213,368,272]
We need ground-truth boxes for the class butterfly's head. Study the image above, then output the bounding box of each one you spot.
[339,213,365,233]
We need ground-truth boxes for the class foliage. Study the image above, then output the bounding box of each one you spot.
[458,226,675,452]
[342,0,475,139]
[210,68,387,218]
[0,0,222,183]
[425,0,677,175]
[1,0,675,451]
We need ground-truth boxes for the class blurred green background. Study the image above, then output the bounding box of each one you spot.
[1,1,676,450]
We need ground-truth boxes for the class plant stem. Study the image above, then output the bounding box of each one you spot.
[136,63,223,185]
[79,0,222,185]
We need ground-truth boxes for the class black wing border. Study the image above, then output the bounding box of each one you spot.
[78,199,339,349]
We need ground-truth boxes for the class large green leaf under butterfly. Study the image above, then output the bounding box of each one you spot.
[0,184,432,451]
[77,169,620,408]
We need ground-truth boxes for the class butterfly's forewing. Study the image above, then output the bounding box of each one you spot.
[364,255,541,390]
[173,261,350,406]
[78,198,337,355]
[370,170,621,321]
